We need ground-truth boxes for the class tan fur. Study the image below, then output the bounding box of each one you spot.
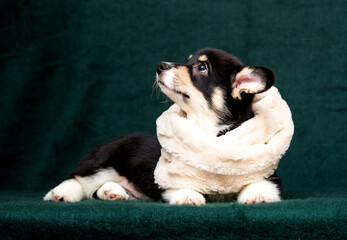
[211,87,225,111]
[198,55,208,62]
[173,66,191,86]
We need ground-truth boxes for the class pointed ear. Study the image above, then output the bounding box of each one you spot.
[231,66,275,100]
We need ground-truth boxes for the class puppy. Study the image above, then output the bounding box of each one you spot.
[44,48,282,205]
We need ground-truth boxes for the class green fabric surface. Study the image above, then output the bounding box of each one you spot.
[0,191,346,240]
[0,0,346,239]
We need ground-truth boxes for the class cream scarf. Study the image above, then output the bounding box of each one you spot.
[154,87,294,194]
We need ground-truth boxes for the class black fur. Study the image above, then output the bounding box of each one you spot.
[69,133,163,200]
[188,49,255,130]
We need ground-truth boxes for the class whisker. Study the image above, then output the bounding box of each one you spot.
[150,76,172,105]
[151,79,161,98]
[160,97,171,104]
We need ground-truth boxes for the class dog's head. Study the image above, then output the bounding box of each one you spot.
[156,48,275,134]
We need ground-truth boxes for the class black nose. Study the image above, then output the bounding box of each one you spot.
[157,62,171,74]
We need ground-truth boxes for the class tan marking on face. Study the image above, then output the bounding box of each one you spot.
[161,65,224,135]
[173,66,191,86]
[198,55,208,62]
[211,87,225,111]
[188,54,193,60]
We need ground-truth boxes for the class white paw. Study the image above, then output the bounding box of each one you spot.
[162,189,206,205]
[43,179,84,202]
[96,182,129,200]
[237,180,281,204]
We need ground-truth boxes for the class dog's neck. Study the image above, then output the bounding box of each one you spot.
[179,108,230,136]
[178,97,254,137]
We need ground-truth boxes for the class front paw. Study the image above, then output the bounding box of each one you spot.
[43,179,84,202]
[162,189,206,205]
[237,180,281,204]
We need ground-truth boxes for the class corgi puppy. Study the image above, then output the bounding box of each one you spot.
[44,48,281,205]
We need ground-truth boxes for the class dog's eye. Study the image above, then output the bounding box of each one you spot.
[197,62,208,72]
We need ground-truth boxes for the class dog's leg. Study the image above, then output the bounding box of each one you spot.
[43,178,84,202]
[237,179,281,204]
[96,182,129,200]
[162,189,206,205]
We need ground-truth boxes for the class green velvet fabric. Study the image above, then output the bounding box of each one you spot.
[0,0,346,239]
[0,191,346,240]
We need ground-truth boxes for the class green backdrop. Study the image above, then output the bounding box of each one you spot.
[1,0,346,196]
[1,1,346,239]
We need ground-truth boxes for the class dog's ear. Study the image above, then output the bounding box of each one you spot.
[231,67,275,100]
